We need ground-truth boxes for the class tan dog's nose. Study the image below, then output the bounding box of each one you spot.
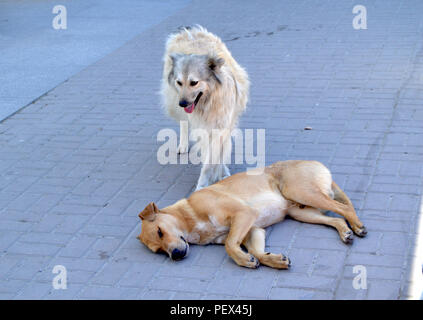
[171,247,187,260]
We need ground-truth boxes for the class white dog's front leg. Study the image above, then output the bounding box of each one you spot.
[220,164,231,180]
[177,120,189,154]
[194,127,233,190]
[217,133,231,180]
[195,164,231,190]
[195,163,215,190]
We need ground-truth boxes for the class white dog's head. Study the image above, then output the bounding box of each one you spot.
[168,53,225,114]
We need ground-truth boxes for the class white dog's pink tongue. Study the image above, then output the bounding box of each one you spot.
[184,103,195,114]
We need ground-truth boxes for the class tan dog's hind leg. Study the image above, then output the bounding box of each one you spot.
[225,211,260,268]
[331,182,367,237]
[282,182,367,238]
[243,227,290,269]
[288,206,354,244]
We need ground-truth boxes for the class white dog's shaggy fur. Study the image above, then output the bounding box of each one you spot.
[161,26,249,190]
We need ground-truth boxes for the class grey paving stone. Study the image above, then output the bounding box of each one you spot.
[0,279,28,295]
[142,289,174,300]
[269,287,333,300]
[0,0,422,300]
[172,291,203,300]
[276,274,337,291]
[7,241,62,256]
[0,256,20,278]
[367,280,402,300]
[91,261,133,286]
[237,274,277,299]
[44,284,85,300]
[6,256,50,281]
[57,235,97,258]
[334,279,368,300]
[345,252,404,268]
[343,265,403,281]
[207,273,243,296]
[149,276,210,293]
[118,263,161,288]
[78,285,140,300]
[85,237,122,260]
[14,282,52,300]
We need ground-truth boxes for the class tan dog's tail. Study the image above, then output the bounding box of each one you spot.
[331,181,353,206]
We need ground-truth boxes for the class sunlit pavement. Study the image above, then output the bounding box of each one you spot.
[0,0,422,299]
[0,0,190,121]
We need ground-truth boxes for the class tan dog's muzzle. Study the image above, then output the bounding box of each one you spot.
[170,237,189,260]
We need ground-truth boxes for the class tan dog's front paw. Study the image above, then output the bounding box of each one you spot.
[233,254,260,269]
[259,253,291,269]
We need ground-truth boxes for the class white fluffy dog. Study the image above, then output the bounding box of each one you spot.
[161,26,249,190]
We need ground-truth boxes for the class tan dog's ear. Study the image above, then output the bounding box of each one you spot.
[138,202,159,221]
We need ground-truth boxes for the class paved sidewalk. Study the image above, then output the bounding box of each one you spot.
[1,0,423,299]
[0,0,190,121]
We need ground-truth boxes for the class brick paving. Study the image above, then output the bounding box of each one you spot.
[1,0,423,299]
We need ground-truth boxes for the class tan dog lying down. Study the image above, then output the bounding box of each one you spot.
[138,160,367,269]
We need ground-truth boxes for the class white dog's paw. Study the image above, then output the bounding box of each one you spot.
[195,176,211,191]
[221,174,231,180]
[216,165,231,181]
[195,183,208,191]
[219,173,231,181]
[177,143,189,154]
[221,166,231,180]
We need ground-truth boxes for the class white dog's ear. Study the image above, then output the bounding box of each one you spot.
[138,202,159,221]
[168,54,182,84]
[169,53,182,65]
[207,56,224,71]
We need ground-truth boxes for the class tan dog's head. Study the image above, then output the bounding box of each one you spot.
[168,53,224,114]
[137,202,189,260]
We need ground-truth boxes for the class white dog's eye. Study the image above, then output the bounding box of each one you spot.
[176,80,182,86]
[190,81,198,86]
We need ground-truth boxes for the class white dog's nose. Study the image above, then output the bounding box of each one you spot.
[179,100,189,108]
